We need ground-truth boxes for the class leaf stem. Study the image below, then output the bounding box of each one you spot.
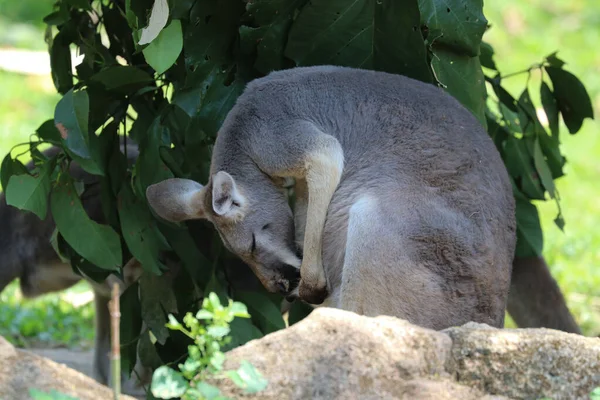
[499,63,544,80]
[109,283,121,400]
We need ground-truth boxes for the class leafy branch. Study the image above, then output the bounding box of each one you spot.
[150,293,268,400]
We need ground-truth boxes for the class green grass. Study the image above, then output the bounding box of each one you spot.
[0,280,94,348]
[0,0,598,347]
[0,70,60,159]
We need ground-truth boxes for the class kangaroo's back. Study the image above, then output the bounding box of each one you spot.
[262,66,516,328]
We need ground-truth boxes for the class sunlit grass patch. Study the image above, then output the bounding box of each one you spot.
[0,280,95,349]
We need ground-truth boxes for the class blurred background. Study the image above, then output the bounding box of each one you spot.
[0,0,598,355]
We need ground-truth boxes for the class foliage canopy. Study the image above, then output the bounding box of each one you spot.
[1,0,594,390]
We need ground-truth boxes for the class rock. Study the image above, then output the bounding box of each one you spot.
[214,308,503,400]
[444,322,600,400]
[212,308,600,400]
[0,335,137,400]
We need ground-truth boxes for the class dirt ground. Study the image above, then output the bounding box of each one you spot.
[28,347,95,378]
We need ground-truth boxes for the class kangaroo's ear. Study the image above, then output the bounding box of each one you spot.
[212,171,247,217]
[146,178,207,222]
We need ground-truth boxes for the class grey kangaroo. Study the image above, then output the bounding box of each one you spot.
[146,65,516,329]
[0,67,581,394]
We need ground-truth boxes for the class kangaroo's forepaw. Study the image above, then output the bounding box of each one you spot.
[298,279,328,305]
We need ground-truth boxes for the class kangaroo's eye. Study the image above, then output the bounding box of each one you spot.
[250,233,256,253]
[262,223,270,231]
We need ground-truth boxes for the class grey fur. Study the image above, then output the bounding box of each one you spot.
[146,65,517,329]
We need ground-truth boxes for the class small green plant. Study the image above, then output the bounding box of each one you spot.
[29,389,79,400]
[150,293,268,400]
[590,387,600,400]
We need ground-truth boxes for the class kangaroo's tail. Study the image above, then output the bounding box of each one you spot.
[507,255,581,334]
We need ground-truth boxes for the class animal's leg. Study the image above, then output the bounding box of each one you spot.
[251,120,344,303]
[336,195,454,328]
[337,195,382,315]
[92,288,111,385]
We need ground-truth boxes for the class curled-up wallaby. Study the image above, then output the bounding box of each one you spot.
[146,65,517,329]
[0,143,151,397]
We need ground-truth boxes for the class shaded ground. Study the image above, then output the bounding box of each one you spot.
[28,348,94,378]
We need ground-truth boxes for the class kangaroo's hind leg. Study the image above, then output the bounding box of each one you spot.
[337,195,455,329]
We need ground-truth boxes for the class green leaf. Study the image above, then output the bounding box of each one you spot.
[227,360,268,394]
[143,20,184,75]
[174,64,246,135]
[285,0,432,83]
[70,252,113,283]
[537,130,564,180]
[532,137,555,198]
[240,0,308,74]
[418,0,488,57]
[430,47,487,126]
[504,136,545,200]
[373,0,433,82]
[184,0,245,68]
[545,51,565,68]
[36,119,62,143]
[540,81,559,139]
[150,365,189,399]
[479,41,497,70]
[138,0,170,45]
[166,313,182,329]
[158,223,214,287]
[1,154,28,192]
[195,382,223,400]
[172,0,196,19]
[225,317,264,351]
[54,89,94,160]
[124,0,138,29]
[118,183,170,275]
[208,292,224,311]
[230,302,251,319]
[49,29,74,95]
[90,66,154,93]
[195,309,214,320]
[287,300,314,326]
[135,117,174,196]
[514,196,543,257]
[66,0,92,10]
[50,174,122,270]
[43,5,70,26]
[138,329,165,372]
[5,160,54,220]
[517,89,544,135]
[491,80,518,112]
[120,282,143,377]
[210,350,226,370]
[207,325,231,339]
[140,271,178,345]
[234,291,285,334]
[545,66,594,134]
[486,111,510,152]
[554,208,565,232]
